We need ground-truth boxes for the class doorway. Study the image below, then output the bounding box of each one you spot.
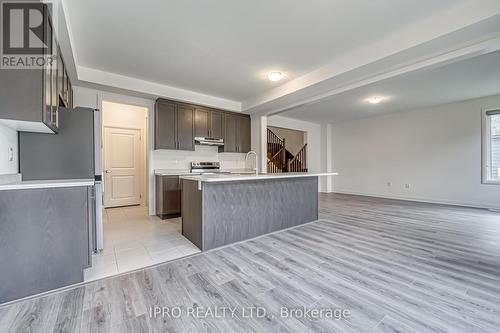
[101,101,148,208]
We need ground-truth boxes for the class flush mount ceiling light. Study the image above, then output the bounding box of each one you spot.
[267,71,284,82]
[367,96,384,104]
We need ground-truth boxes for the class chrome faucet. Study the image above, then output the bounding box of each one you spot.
[245,151,259,175]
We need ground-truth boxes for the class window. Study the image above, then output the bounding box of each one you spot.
[482,108,500,184]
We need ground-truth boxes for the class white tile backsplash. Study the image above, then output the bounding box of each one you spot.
[151,145,248,170]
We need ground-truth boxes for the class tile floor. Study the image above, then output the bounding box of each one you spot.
[83,205,200,281]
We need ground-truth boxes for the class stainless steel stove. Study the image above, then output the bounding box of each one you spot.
[190,161,221,174]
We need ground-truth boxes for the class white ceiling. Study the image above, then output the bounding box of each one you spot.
[279,50,500,123]
[65,0,464,101]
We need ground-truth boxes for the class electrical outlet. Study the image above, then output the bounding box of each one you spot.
[8,147,14,162]
[405,183,411,189]
[387,181,392,187]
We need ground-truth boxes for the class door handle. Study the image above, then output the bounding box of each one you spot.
[105,170,112,173]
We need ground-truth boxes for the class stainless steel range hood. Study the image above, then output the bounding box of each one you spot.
[194,137,224,146]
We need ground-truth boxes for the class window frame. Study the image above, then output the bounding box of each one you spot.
[482,107,500,185]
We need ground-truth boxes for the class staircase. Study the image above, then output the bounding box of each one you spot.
[267,128,308,173]
[288,143,308,172]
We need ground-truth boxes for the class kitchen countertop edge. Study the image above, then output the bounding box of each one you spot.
[0,179,95,191]
[179,172,339,183]
[154,169,257,176]
[154,169,194,176]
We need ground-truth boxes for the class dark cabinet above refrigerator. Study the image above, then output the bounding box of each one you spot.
[19,107,96,181]
[0,3,72,134]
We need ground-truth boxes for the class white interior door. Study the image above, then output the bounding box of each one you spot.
[104,127,141,207]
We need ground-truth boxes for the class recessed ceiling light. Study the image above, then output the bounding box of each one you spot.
[367,96,383,104]
[267,71,284,82]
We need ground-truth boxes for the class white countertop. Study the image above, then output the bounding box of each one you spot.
[0,179,95,191]
[180,172,338,183]
[154,169,257,176]
[154,169,194,176]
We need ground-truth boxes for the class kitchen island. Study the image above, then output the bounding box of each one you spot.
[180,172,337,250]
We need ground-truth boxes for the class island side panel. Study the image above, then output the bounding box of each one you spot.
[0,187,89,303]
[202,176,318,250]
[181,179,203,249]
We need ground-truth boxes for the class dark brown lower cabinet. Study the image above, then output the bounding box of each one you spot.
[0,186,92,304]
[156,175,182,219]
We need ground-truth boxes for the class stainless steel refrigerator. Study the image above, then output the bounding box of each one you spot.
[19,107,104,253]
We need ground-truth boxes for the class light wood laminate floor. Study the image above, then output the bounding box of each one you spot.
[1,193,500,332]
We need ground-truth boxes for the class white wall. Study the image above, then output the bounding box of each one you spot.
[0,123,18,175]
[250,114,268,172]
[321,123,334,192]
[331,94,500,209]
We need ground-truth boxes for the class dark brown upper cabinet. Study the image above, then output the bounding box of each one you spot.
[155,98,250,152]
[56,51,64,106]
[56,48,72,109]
[223,113,251,153]
[223,113,238,153]
[195,107,210,138]
[0,4,71,133]
[43,16,54,130]
[195,108,224,139]
[155,100,177,149]
[177,104,195,151]
[210,110,223,139]
[238,115,251,153]
[50,36,59,128]
[155,100,195,151]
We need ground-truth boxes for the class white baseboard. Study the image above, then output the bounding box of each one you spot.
[323,190,500,210]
